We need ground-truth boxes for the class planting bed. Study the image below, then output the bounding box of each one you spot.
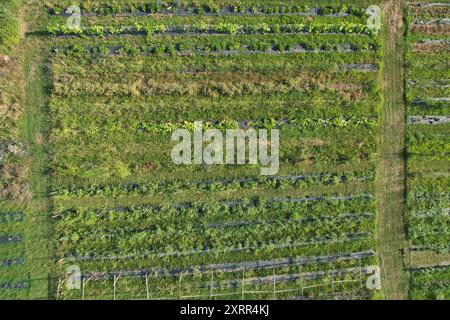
[406,2,450,300]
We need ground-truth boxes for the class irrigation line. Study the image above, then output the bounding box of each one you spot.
[411,3,450,8]
[408,79,450,87]
[0,235,22,245]
[0,212,24,224]
[76,250,376,281]
[410,208,450,218]
[409,262,450,270]
[0,281,29,290]
[411,229,450,239]
[413,98,450,103]
[414,40,450,45]
[52,44,375,57]
[49,30,372,39]
[411,18,450,26]
[408,115,450,125]
[0,257,25,267]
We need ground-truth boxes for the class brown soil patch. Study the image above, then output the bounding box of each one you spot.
[413,42,450,53]
[411,24,450,35]
[411,6,450,16]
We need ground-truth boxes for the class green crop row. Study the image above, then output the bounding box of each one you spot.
[407,176,450,252]
[60,236,376,281]
[51,10,367,26]
[406,52,450,80]
[48,93,380,124]
[47,20,374,37]
[54,195,377,273]
[46,2,363,17]
[54,33,380,57]
[50,49,380,73]
[46,0,378,16]
[51,170,374,199]
[405,4,450,265]
[48,30,381,51]
[411,267,450,300]
[407,100,450,117]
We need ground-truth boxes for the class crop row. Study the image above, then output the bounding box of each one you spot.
[0,281,28,290]
[47,21,374,37]
[134,117,378,133]
[55,42,376,58]
[77,265,375,288]
[47,2,364,17]
[411,266,450,299]
[48,31,381,52]
[55,194,374,220]
[408,126,450,156]
[45,0,381,9]
[406,52,450,80]
[50,49,380,74]
[408,100,450,117]
[51,170,374,199]
[0,235,22,245]
[51,69,378,98]
[48,94,380,126]
[0,257,24,267]
[407,176,450,252]
[60,231,373,264]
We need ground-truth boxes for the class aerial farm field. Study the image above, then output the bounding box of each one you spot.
[0,0,448,301]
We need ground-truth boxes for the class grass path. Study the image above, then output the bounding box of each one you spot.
[376,0,409,300]
[18,4,55,299]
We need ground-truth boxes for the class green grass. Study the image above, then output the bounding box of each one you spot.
[376,0,409,300]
